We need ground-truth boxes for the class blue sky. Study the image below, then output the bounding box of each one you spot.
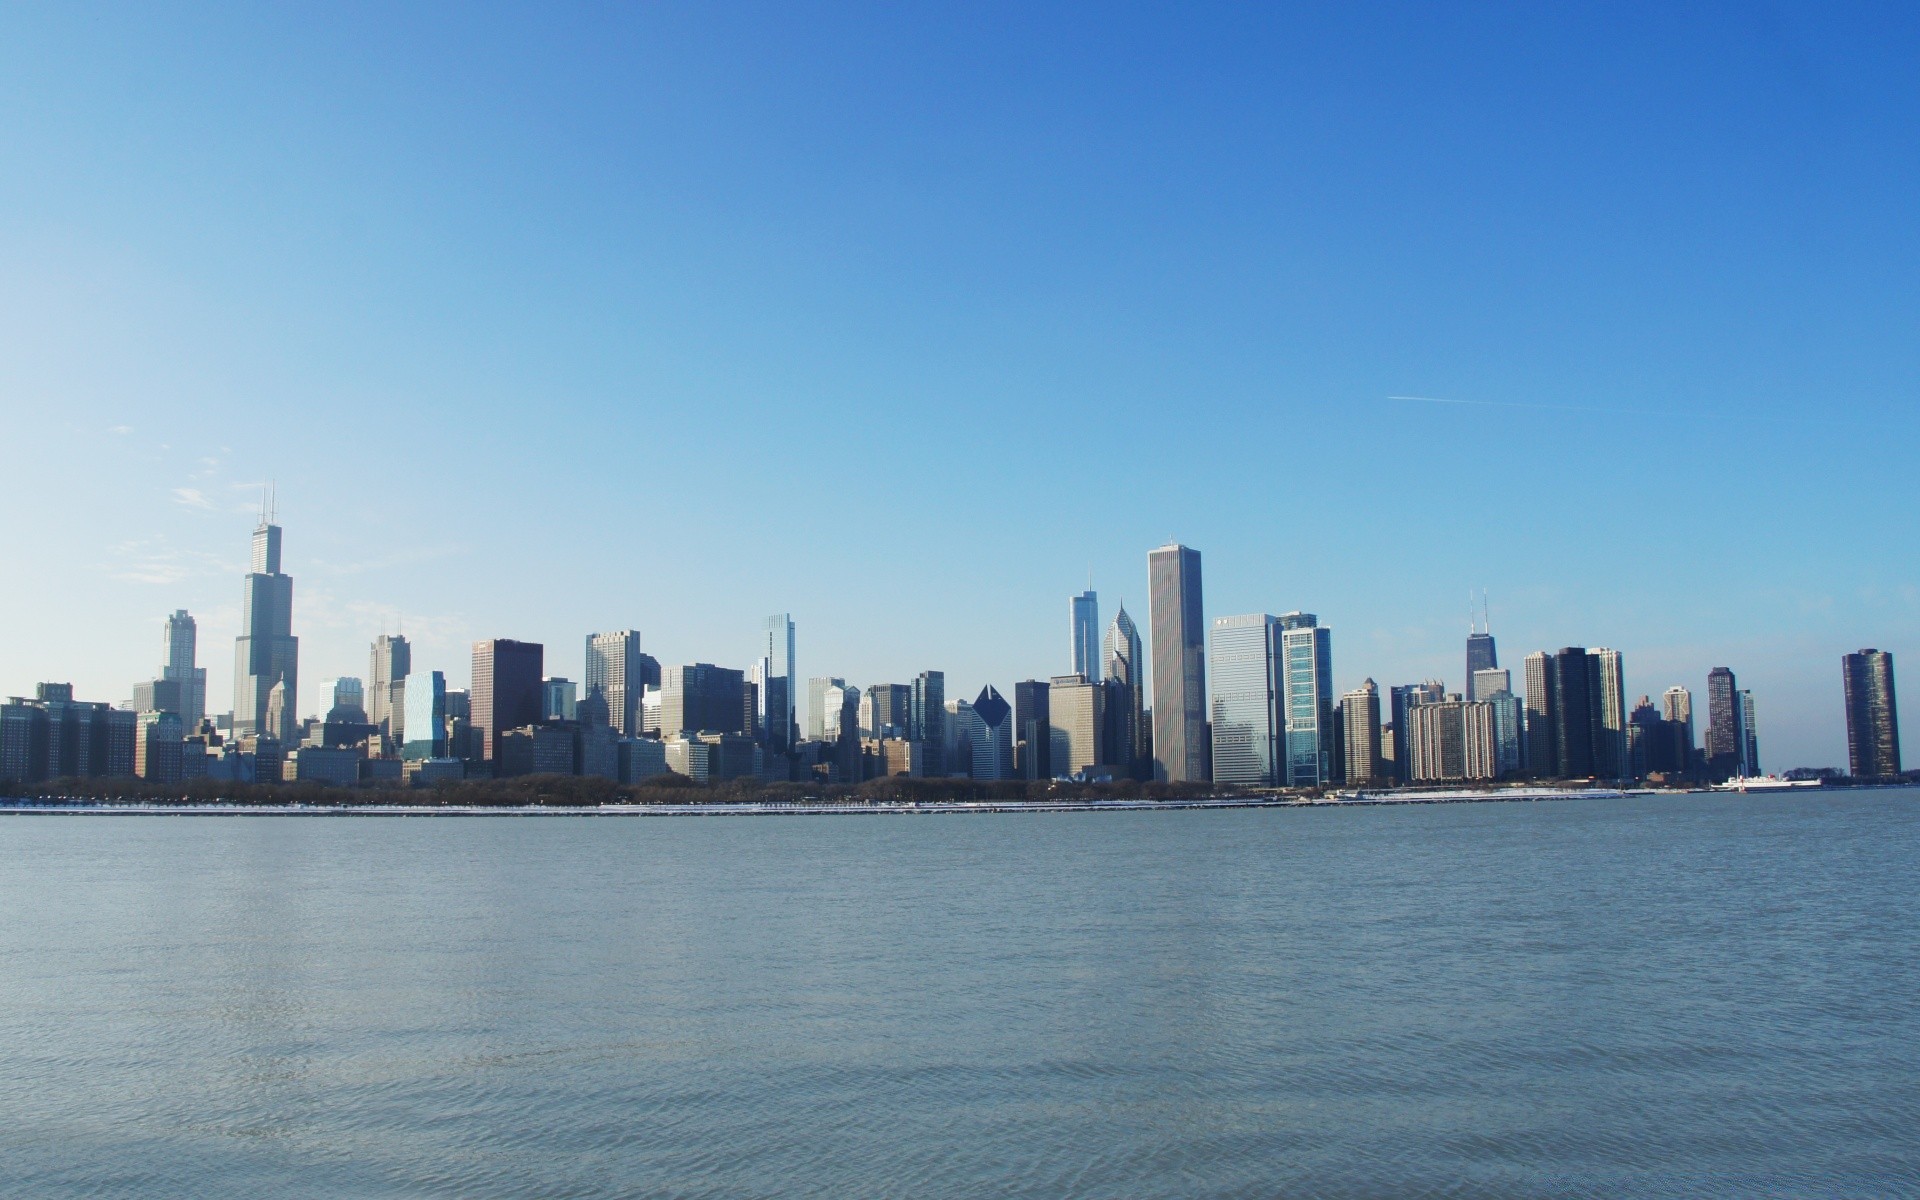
[2,2,1915,768]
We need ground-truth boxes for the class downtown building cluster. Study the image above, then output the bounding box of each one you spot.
[0,519,1908,791]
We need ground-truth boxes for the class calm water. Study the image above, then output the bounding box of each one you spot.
[2,792,1917,1198]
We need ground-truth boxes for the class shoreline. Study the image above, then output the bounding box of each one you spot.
[0,788,1698,817]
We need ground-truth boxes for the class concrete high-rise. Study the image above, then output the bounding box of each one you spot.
[1662,687,1695,762]
[368,634,411,739]
[1208,614,1281,786]
[1103,605,1145,779]
[1048,674,1106,779]
[1071,588,1101,682]
[1342,678,1385,787]
[233,513,299,742]
[472,639,543,763]
[1591,648,1627,779]
[1523,652,1554,776]
[1147,542,1206,783]
[1390,680,1445,783]
[1842,650,1901,778]
[585,631,659,738]
[1279,613,1334,787]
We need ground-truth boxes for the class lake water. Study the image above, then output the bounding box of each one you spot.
[3,792,1917,1197]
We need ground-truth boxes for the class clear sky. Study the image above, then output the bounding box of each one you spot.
[2,3,1915,769]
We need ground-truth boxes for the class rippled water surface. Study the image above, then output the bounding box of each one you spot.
[3,792,1918,1197]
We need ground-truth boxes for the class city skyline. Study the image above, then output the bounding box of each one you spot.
[2,7,1917,770]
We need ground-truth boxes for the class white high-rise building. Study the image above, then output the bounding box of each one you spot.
[368,634,411,738]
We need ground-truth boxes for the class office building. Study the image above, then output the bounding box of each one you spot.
[1014,679,1051,780]
[543,677,577,721]
[584,631,659,738]
[160,610,206,730]
[1208,614,1281,786]
[1523,652,1554,776]
[1705,667,1741,781]
[401,670,448,761]
[1662,687,1695,763]
[1466,597,1498,700]
[1472,668,1511,707]
[1048,674,1105,779]
[865,683,913,738]
[755,614,797,753]
[1071,588,1101,681]
[807,676,843,741]
[1103,605,1146,779]
[911,671,946,776]
[368,634,410,738]
[1842,649,1901,778]
[1739,690,1759,776]
[1,685,137,785]
[472,639,543,763]
[233,511,299,742]
[660,664,747,737]
[967,685,1014,781]
[1342,679,1385,787]
[134,710,184,783]
[1486,689,1524,776]
[1148,542,1207,782]
[1279,613,1334,787]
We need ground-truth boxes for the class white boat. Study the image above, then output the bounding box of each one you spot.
[1711,776,1822,792]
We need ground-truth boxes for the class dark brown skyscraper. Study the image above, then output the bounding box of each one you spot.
[1842,650,1901,779]
[1705,667,1740,780]
[472,639,543,763]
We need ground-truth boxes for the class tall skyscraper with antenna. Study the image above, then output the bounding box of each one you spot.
[1071,580,1100,682]
[233,491,299,741]
[1465,590,1498,701]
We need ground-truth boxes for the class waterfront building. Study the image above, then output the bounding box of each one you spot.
[542,677,577,722]
[1389,680,1445,783]
[1208,614,1281,786]
[1662,687,1696,763]
[754,614,797,753]
[663,731,760,783]
[1279,613,1334,787]
[1705,667,1741,781]
[911,671,946,776]
[969,685,1015,781]
[1550,647,1597,778]
[472,639,543,763]
[1739,690,1759,776]
[585,631,659,738]
[1048,674,1105,779]
[1148,542,1207,783]
[368,634,410,738]
[1486,689,1524,776]
[1014,679,1051,780]
[660,664,747,737]
[1842,649,1901,778]
[1523,652,1554,776]
[1342,679,1386,787]
[283,746,361,787]
[1103,605,1146,779]
[1592,649,1627,779]
[1408,696,1496,782]
[134,710,184,783]
[1071,588,1101,682]
[401,670,448,761]
[233,512,299,742]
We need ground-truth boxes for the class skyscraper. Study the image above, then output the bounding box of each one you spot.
[1591,648,1627,779]
[1279,613,1334,787]
[1342,679,1385,787]
[968,685,1015,781]
[1842,650,1901,778]
[1014,679,1051,780]
[163,610,206,730]
[472,639,543,763]
[1071,588,1101,682]
[661,664,748,737]
[1662,686,1695,762]
[233,512,299,742]
[585,631,659,738]
[864,683,913,737]
[1738,690,1759,777]
[1390,680,1446,783]
[368,634,411,738]
[1103,605,1146,778]
[755,614,797,753]
[1208,614,1281,786]
[911,671,946,776]
[1550,647,1597,778]
[807,676,843,741]
[1148,542,1206,783]
[1465,593,1497,701]
[402,670,448,761]
[1048,674,1105,778]
[1705,667,1740,780]
[1523,651,1554,776]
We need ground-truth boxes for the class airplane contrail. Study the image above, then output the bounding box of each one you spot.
[1386,394,1662,416]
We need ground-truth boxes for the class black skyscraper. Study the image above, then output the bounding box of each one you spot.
[1014,679,1051,780]
[1704,667,1740,781]
[1550,648,1597,778]
[1842,650,1901,779]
